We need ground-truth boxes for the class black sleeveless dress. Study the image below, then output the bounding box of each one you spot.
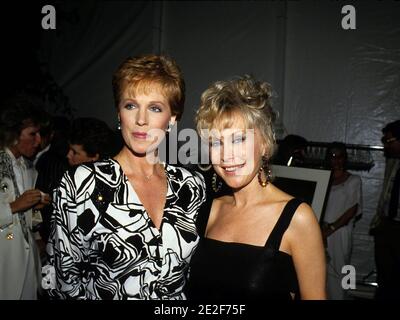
[185,198,302,300]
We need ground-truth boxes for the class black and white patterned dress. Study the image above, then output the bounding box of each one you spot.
[42,159,205,299]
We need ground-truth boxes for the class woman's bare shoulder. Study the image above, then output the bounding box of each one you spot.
[289,201,319,234]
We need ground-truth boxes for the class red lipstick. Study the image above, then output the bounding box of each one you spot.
[132,132,147,139]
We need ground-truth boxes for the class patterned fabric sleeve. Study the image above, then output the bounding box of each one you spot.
[43,168,89,299]
[0,177,14,229]
[191,170,207,218]
[0,151,16,229]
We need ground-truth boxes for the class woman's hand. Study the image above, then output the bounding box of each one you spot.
[10,189,47,213]
[34,192,52,210]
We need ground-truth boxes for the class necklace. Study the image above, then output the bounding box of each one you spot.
[142,166,157,180]
[144,171,154,180]
[143,162,166,180]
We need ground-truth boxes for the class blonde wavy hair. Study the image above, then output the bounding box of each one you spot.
[195,75,276,157]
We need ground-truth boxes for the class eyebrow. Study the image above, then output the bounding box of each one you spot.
[209,130,246,140]
[121,98,166,106]
[148,101,166,106]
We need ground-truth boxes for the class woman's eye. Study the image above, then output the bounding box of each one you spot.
[149,105,162,112]
[233,135,246,144]
[124,103,137,110]
[209,140,221,148]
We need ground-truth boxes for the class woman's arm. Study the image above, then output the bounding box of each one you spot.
[289,203,327,300]
[322,204,358,238]
[323,175,362,238]
[43,169,88,299]
[9,189,43,213]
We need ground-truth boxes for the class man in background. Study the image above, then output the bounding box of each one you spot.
[371,120,400,299]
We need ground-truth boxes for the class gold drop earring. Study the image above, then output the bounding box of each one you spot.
[258,156,271,188]
[212,172,222,192]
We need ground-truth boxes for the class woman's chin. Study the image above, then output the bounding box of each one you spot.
[126,145,158,158]
[221,177,247,190]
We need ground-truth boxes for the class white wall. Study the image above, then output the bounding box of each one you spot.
[161,1,285,132]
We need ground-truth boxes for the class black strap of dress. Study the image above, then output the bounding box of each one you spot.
[265,198,303,250]
[196,192,213,238]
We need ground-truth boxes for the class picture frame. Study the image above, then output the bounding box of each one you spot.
[271,165,332,222]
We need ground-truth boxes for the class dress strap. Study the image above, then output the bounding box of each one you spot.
[196,195,213,237]
[265,198,304,250]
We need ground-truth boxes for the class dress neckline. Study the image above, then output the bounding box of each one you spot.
[110,158,171,233]
[200,198,303,258]
[203,237,293,258]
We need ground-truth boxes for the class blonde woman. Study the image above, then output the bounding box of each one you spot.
[186,75,326,300]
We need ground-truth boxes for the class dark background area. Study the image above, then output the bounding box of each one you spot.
[273,177,316,207]
[1,2,43,99]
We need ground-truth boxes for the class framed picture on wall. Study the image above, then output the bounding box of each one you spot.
[271,165,332,222]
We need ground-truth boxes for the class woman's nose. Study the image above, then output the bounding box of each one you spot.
[136,109,147,126]
[221,145,235,163]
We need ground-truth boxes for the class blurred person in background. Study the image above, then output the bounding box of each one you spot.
[35,116,71,245]
[322,142,362,300]
[273,134,308,167]
[370,120,400,300]
[0,94,51,299]
[66,117,119,166]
